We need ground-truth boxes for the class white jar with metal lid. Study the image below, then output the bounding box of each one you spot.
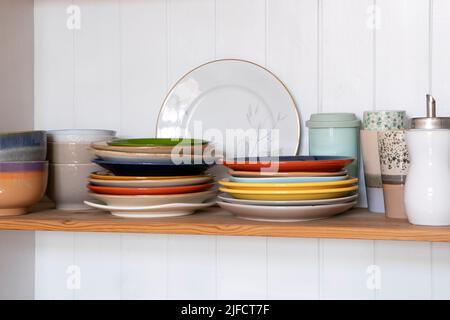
[404,95,450,226]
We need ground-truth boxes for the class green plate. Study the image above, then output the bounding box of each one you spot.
[108,138,208,147]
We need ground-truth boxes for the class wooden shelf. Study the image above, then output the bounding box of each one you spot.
[0,206,449,242]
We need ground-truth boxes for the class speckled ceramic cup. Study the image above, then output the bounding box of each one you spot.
[361,110,407,213]
[377,130,409,219]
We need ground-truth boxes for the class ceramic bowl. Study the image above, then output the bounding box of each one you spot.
[47,163,101,210]
[0,131,47,162]
[0,161,48,216]
[362,110,407,131]
[48,142,93,164]
[90,189,217,207]
[47,129,116,143]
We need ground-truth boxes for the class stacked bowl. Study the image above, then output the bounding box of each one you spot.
[46,129,116,210]
[84,138,217,218]
[217,156,359,222]
[0,131,48,216]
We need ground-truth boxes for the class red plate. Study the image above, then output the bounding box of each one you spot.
[87,183,213,195]
[222,156,354,172]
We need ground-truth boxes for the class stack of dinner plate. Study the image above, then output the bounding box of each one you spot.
[217,156,359,222]
[83,138,216,218]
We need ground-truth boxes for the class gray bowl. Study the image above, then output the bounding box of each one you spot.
[0,131,47,161]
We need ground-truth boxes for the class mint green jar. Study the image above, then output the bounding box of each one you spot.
[306,113,361,178]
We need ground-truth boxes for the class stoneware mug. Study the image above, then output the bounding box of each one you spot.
[377,130,409,219]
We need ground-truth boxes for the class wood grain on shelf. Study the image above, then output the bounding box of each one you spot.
[0,206,449,242]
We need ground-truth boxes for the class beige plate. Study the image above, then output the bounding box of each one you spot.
[228,169,347,177]
[217,200,357,222]
[90,190,217,207]
[89,175,213,188]
[91,141,208,154]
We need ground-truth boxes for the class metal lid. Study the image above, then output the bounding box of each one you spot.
[411,95,450,129]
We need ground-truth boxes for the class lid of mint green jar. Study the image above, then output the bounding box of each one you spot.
[306,113,361,128]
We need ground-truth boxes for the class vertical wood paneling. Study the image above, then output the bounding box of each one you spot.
[120,0,167,137]
[34,232,74,300]
[375,241,431,299]
[431,0,450,106]
[217,236,267,299]
[432,243,450,299]
[376,0,429,116]
[74,0,121,131]
[121,234,167,299]
[267,0,318,155]
[216,0,266,65]
[0,231,35,300]
[322,0,374,116]
[267,238,319,299]
[320,239,374,299]
[167,0,215,84]
[34,0,75,129]
[73,233,121,299]
[167,235,216,299]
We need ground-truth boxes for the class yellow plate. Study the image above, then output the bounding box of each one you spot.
[219,186,358,200]
[218,177,358,190]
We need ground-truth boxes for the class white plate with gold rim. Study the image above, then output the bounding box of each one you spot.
[156,59,300,158]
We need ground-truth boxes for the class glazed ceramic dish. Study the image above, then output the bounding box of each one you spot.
[87,183,213,195]
[0,161,48,216]
[217,193,358,206]
[219,177,358,190]
[90,171,205,181]
[0,131,47,161]
[109,138,208,147]
[84,201,215,218]
[89,175,213,188]
[229,175,348,183]
[93,159,212,176]
[217,200,357,222]
[156,59,300,158]
[91,141,208,154]
[228,169,347,177]
[219,185,358,200]
[222,156,354,172]
[47,163,101,211]
[47,129,116,143]
[90,190,217,207]
[91,148,213,164]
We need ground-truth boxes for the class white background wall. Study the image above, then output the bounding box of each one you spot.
[33,0,450,299]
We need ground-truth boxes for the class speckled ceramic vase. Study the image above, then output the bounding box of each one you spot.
[377,130,409,219]
[361,110,407,213]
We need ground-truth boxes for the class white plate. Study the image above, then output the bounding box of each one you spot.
[217,200,357,222]
[89,175,213,188]
[90,189,217,207]
[217,193,358,206]
[156,59,300,158]
[84,200,216,218]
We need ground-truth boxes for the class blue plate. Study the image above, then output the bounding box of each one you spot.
[93,159,213,177]
[229,175,348,183]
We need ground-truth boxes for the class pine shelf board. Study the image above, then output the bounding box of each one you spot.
[0,206,449,242]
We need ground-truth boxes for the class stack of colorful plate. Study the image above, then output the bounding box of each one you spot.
[83,138,216,218]
[217,156,359,222]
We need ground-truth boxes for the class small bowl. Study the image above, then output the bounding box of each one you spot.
[47,163,101,210]
[0,131,47,161]
[0,161,48,216]
[47,129,116,143]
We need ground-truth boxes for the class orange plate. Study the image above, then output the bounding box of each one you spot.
[87,183,213,195]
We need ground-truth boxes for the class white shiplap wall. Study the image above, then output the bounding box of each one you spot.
[33,0,450,299]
